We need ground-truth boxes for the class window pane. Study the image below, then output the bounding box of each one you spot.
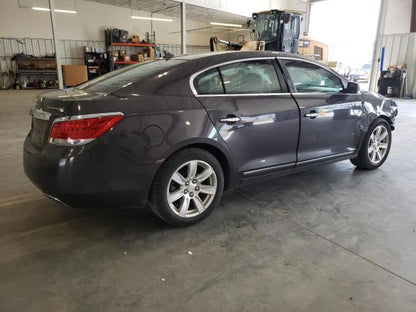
[282,60,343,93]
[194,68,224,94]
[219,60,281,94]
[78,59,185,93]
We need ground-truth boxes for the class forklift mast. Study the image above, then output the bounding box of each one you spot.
[252,10,302,53]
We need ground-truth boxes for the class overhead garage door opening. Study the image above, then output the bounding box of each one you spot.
[308,0,381,90]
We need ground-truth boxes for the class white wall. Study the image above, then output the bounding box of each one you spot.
[181,0,275,17]
[0,0,213,45]
[0,0,314,46]
[381,0,413,35]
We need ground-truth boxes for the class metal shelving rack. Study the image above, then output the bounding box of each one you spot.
[15,58,58,89]
[84,51,108,80]
[107,43,155,71]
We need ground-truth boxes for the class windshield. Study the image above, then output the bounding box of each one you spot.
[255,13,280,41]
[77,59,185,93]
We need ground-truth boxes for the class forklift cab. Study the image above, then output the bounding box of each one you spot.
[252,10,302,53]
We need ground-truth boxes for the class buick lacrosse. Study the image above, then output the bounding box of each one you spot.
[24,51,398,226]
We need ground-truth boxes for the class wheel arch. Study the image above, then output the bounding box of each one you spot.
[357,115,392,153]
[377,114,395,130]
[158,139,236,191]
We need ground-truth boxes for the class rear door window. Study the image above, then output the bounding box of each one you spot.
[219,60,281,94]
[194,68,224,94]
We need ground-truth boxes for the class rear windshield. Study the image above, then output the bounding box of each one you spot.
[77,59,185,93]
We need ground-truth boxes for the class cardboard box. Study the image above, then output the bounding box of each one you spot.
[131,36,139,43]
[62,65,88,87]
[138,54,144,62]
[123,55,130,61]
[149,47,155,60]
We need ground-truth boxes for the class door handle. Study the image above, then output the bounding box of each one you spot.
[304,111,318,119]
[219,115,240,124]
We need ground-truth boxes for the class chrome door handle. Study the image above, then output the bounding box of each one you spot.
[219,115,240,124]
[304,111,318,119]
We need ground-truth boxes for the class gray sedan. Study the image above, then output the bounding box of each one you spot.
[24,51,398,226]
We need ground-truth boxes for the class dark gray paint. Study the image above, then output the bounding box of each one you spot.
[196,94,299,173]
[23,51,398,208]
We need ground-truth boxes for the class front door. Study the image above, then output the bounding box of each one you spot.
[193,58,300,176]
[280,59,363,162]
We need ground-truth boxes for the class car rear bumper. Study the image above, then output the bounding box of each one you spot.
[23,134,158,208]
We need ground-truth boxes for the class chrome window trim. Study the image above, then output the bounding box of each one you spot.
[196,93,292,98]
[189,55,348,97]
[189,57,277,96]
[49,112,124,146]
[290,92,344,96]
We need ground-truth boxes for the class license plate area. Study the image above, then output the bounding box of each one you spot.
[31,118,50,146]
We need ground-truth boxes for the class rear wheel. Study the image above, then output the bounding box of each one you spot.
[350,119,392,170]
[149,148,224,226]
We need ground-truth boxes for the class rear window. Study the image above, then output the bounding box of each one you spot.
[194,68,224,94]
[77,59,185,93]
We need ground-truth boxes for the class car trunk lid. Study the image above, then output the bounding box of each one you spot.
[29,89,104,148]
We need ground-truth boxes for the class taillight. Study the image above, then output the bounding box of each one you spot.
[49,113,123,146]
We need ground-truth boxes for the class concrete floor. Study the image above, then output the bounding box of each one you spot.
[1,90,416,311]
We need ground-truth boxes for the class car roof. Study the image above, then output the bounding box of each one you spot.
[170,51,345,84]
[172,51,318,64]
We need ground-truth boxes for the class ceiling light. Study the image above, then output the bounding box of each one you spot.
[55,9,77,14]
[32,6,50,11]
[131,16,173,22]
[210,22,242,28]
[32,7,77,14]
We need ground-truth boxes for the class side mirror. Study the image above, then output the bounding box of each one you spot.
[343,81,360,93]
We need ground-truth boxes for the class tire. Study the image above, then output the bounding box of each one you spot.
[350,118,392,170]
[149,148,224,226]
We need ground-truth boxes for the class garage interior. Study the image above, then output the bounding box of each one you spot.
[1,0,416,311]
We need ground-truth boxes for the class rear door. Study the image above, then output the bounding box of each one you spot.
[192,58,300,177]
[279,58,363,163]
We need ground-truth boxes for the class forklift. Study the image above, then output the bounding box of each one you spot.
[210,10,302,54]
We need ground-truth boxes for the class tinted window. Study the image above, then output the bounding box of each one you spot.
[77,59,185,93]
[282,60,344,93]
[194,68,224,94]
[219,60,281,94]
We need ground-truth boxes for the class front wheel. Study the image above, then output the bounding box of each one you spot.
[149,148,224,226]
[350,119,392,170]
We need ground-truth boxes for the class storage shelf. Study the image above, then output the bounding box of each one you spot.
[19,70,57,74]
[111,43,154,47]
[15,58,56,61]
[24,87,58,89]
[114,61,138,65]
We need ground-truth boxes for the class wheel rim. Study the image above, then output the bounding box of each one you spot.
[368,125,390,165]
[167,160,217,218]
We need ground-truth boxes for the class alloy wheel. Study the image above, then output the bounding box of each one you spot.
[166,160,217,218]
[367,125,390,164]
